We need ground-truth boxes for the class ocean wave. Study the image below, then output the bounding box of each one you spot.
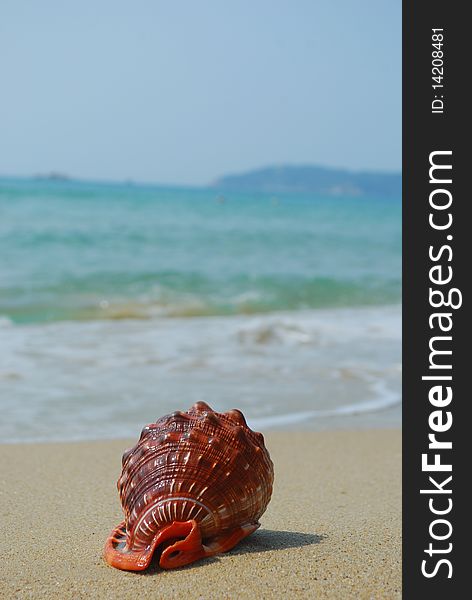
[0,315,13,327]
[234,305,401,347]
[248,377,401,429]
[0,305,401,442]
[237,320,314,345]
[1,273,401,325]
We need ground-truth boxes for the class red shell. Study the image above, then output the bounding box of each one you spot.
[104,402,274,571]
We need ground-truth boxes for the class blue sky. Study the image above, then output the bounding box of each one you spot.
[0,1,401,185]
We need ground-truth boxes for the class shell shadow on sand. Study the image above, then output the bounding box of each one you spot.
[139,529,325,575]
[231,528,325,555]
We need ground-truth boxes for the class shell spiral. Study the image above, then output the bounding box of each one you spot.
[104,402,274,571]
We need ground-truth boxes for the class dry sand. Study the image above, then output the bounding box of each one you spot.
[0,430,401,599]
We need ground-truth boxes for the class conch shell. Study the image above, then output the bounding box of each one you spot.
[104,402,274,571]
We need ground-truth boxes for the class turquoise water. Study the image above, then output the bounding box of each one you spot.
[0,178,401,324]
[0,177,401,442]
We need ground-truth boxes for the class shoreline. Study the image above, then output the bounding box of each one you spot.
[0,418,401,445]
[0,429,401,599]
[1,304,401,444]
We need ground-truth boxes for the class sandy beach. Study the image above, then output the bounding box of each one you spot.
[0,430,401,599]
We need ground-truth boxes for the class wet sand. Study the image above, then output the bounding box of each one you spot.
[0,430,401,599]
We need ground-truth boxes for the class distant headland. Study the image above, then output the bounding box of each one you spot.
[0,164,401,197]
[211,165,401,197]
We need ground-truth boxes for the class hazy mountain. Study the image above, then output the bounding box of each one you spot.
[211,165,401,197]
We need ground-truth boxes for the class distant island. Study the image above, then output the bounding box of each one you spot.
[211,165,401,197]
[33,171,71,181]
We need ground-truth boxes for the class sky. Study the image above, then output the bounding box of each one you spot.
[0,1,401,186]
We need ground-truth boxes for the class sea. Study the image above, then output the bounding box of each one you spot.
[0,177,401,443]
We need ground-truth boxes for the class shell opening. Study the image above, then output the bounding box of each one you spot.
[104,519,204,571]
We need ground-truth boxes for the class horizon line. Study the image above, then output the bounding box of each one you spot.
[0,161,402,190]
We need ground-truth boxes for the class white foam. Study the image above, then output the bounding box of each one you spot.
[0,315,13,327]
[234,305,401,347]
[248,376,401,430]
[0,305,401,442]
